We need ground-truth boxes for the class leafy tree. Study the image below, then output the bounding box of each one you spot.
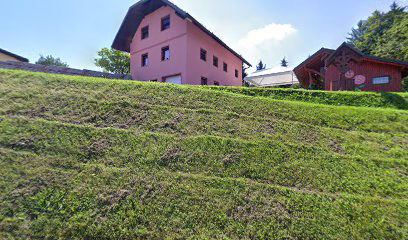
[36,55,69,67]
[281,57,289,67]
[95,48,130,75]
[348,2,408,91]
[256,60,266,71]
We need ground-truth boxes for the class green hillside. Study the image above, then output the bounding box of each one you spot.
[0,69,407,239]
[206,86,408,110]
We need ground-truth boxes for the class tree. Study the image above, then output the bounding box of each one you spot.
[373,13,408,62]
[242,66,250,86]
[256,60,266,71]
[347,2,407,91]
[95,48,130,75]
[348,2,406,54]
[347,20,366,44]
[36,55,69,67]
[280,57,288,67]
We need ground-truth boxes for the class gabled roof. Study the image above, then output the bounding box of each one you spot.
[293,48,334,87]
[325,42,408,67]
[293,48,334,72]
[0,48,29,62]
[112,0,251,66]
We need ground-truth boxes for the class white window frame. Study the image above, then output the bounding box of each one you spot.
[372,76,390,85]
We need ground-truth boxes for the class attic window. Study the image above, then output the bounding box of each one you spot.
[161,15,170,31]
[235,69,239,78]
[141,26,149,39]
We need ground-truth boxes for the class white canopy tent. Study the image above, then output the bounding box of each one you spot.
[245,67,299,88]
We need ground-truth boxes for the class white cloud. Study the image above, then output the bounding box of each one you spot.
[238,23,297,48]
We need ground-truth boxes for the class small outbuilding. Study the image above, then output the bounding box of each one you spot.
[0,48,29,63]
[294,43,408,92]
[245,67,299,88]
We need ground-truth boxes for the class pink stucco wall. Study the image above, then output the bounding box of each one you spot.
[130,6,243,86]
[130,7,188,82]
[185,21,243,86]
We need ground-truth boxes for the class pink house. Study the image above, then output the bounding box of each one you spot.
[112,0,251,86]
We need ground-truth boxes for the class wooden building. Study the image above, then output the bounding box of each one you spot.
[294,43,408,92]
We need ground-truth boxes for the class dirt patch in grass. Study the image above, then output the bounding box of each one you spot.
[222,153,242,167]
[159,146,182,167]
[228,190,291,224]
[22,106,50,119]
[82,139,111,162]
[329,140,345,154]
[6,137,38,152]
[296,128,320,144]
[99,190,132,207]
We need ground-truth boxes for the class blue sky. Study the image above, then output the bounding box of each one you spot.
[1,0,406,72]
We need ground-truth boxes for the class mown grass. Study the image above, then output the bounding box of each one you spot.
[205,86,408,110]
[0,69,407,239]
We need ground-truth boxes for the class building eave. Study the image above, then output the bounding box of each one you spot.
[0,48,29,62]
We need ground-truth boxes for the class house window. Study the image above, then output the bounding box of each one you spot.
[201,77,208,85]
[213,56,218,67]
[141,53,148,67]
[161,15,170,31]
[214,81,220,86]
[372,76,390,85]
[161,46,170,61]
[141,26,149,39]
[200,49,207,61]
[223,62,228,72]
[235,69,239,78]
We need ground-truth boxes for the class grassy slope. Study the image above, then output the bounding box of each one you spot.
[205,86,408,110]
[0,69,407,239]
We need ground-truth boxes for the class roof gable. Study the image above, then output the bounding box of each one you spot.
[324,42,363,67]
[112,0,251,66]
[293,48,334,87]
[294,48,334,72]
[0,48,29,62]
[325,42,408,68]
